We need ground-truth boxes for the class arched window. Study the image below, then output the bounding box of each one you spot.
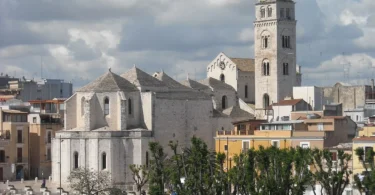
[222,96,227,109]
[81,97,85,116]
[128,98,132,115]
[220,74,225,82]
[283,63,289,75]
[245,85,248,98]
[263,94,270,109]
[146,151,149,167]
[74,152,79,169]
[260,7,265,18]
[267,6,272,17]
[262,36,269,49]
[102,152,107,170]
[262,61,270,76]
[104,97,109,115]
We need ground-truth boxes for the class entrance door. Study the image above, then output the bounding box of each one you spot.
[0,167,3,181]
[16,165,23,180]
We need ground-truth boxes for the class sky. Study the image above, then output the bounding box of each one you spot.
[1,0,375,89]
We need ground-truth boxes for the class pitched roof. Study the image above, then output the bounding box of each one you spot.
[273,99,303,106]
[121,67,166,88]
[223,106,254,120]
[153,71,190,90]
[77,71,137,92]
[199,77,235,91]
[229,58,255,72]
[181,79,210,90]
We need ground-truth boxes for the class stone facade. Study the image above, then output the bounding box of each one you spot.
[52,67,253,187]
[254,0,298,117]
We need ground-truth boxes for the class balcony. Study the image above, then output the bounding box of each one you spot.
[217,130,254,136]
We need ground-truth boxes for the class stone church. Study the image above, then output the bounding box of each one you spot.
[52,0,302,188]
[52,66,253,187]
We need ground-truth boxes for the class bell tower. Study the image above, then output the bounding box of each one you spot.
[254,0,297,118]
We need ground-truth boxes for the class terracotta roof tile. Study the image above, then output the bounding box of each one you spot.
[229,58,255,72]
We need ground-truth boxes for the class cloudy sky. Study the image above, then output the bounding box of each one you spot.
[1,0,375,89]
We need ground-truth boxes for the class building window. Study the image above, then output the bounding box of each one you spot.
[263,94,270,109]
[280,8,284,18]
[128,98,132,115]
[262,36,270,49]
[237,124,246,131]
[286,8,290,19]
[283,63,289,75]
[267,6,272,17]
[47,131,52,144]
[282,36,291,48]
[0,150,5,162]
[104,97,109,116]
[74,152,79,169]
[33,117,37,123]
[363,146,373,161]
[356,115,359,121]
[263,61,270,76]
[260,7,265,18]
[331,152,337,161]
[47,148,51,161]
[318,123,324,131]
[242,141,250,152]
[17,130,23,143]
[5,130,10,139]
[222,96,227,109]
[271,140,280,148]
[81,97,85,117]
[17,148,22,163]
[224,145,228,151]
[245,85,248,98]
[220,74,225,82]
[146,151,149,167]
[102,152,107,170]
[300,142,310,149]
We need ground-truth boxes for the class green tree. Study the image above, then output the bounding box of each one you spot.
[311,149,352,195]
[129,164,149,194]
[148,142,167,195]
[354,147,375,194]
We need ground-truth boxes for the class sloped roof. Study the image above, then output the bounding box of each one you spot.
[153,71,190,90]
[181,79,210,90]
[199,77,235,91]
[273,99,303,106]
[77,71,137,92]
[223,106,254,120]
[121,66,166,88]
[229,58,255,72]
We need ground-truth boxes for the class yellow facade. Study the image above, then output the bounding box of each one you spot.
[0,109,30,181]
[358,126,375,137]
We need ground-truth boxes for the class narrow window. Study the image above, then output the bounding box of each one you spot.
[0,150,5,162]
[47,131,52,143]
[33,117,37,123]
[263,94,270,108]
[104,97,109,116]
[74,152,79,169]
[283,63,289,75]
[47,148,51,161]
[224,145,228,151]
[242,141,250,152]
[81,97,85,116]
[128,98,132,115]
[17,148,22,163]
[264,37,268,48]
[286,8,290,18]
[146,151,149,167]
[220,74,225,82]
[266,63,270,76]
[245,85,248,98]
[280,8,284,18]
[17,130,22,143]
[263,63,267,75]
[268,7,272,17]
[282,36,285,48]
[261,7,265,18]
[222,96,227,109]
[331,152,337,161]
[102,152,107,170]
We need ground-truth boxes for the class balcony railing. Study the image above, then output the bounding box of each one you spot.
[217,130,254,136]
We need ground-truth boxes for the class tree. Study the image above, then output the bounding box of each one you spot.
[68,167,111,195]
[354,147,375,194]
[311,149,352,195]
[148,142,167,195]
[129,164,149,194]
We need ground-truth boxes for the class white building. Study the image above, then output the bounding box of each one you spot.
[268,98,310,122]
[293,86,325,111]
[52,67,252,188]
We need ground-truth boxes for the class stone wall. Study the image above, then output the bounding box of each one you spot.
[238,71,255,103]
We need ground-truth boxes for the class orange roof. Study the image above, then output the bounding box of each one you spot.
[0,95,15,101]
[273,99,303,106]
[353,137,375,141]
